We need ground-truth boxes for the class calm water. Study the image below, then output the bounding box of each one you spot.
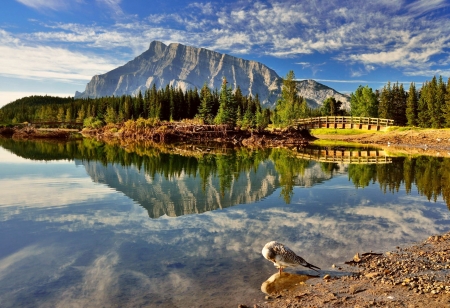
[0,138,449,307]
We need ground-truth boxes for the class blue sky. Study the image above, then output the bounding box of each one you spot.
[1,0,450,107]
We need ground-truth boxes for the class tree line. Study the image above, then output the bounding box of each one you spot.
[0,79,271,130]
[1,72,450,128]
[350,76,450,128]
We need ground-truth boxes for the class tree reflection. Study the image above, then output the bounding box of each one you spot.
[1,137,450,210]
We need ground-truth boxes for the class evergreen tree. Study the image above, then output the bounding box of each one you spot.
[392,82,407,126]
[274,70,303,126]
[378,82,392,119]
[443,78,450,127]
[135,91,144,119]
[57,107,65,122]
[65,108,73,122]
[417,84,430,127]
[406,82,418,126]
[105,105,117,123]
[435,76,446,128]
[321,97,342,116]
[197,83,214,124]
[214,77,236,126]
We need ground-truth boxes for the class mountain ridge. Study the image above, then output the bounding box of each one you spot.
[75,41,349,109]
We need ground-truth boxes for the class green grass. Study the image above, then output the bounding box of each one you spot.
[386,126,450,132]
[385,126,420,132]
[310,128,377,135]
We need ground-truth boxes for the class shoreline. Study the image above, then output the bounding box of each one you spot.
[248,231,450,308]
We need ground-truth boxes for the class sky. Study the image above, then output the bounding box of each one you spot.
[1,0,450,107]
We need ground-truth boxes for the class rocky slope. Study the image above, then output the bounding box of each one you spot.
[75,41,349,109]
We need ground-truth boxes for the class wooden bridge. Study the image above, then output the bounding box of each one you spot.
[295,116,394,131]
[294,148,392,164]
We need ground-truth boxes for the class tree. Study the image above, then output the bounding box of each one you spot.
[434,76,446,128]
[350,85,378,117]
[274,70,303,126]
[197,83,214,124]
[65,108,72,122]
[105,105,117,124]
[214,77,237,126]
[443,78,450,127]
[321,97,342,116]
[391,82,407,126]
[57,107,65,122]
[406,82,418,126]
[378,82,392,119]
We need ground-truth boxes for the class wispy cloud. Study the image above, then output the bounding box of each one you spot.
[15,0,83,11]
[5,0,450,85]
[0,29,121,82]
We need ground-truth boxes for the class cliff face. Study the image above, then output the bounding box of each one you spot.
[76,41,349,108]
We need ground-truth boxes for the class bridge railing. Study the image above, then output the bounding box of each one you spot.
[294,116,394,129]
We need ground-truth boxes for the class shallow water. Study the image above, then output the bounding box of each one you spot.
[0,139,449,307]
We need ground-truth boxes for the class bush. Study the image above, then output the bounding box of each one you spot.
[83,117,103,129]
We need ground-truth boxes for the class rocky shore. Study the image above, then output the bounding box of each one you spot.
[247,232,450,308]
[81,122,313,147]
[0,126,78,139]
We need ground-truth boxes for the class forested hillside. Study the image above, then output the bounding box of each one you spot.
[2,74,450,129]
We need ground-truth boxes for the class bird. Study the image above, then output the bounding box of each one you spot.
[262,241,320,275]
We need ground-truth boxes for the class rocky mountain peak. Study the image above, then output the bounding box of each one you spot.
[75,41,349,109]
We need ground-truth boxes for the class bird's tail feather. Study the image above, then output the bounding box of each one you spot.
[295,255,321,272]
[306,262,321,272]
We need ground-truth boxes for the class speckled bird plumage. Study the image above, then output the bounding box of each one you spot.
[262,241,320,274]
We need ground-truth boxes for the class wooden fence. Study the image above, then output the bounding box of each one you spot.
[294,116,394,131]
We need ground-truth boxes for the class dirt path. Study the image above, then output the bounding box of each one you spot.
[313,129,450,157]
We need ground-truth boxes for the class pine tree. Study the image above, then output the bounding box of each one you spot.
[435,76,446,128]
[378,82,392,119]
[417,82,429,127]
[391,82,407,126]
[443,78,450,127]
[76,105,86,123]
[274,70,302,126]
[406,83,418,126]
[65,108,72,122]
[57,107,65,122]
[105,105,117,123]
[428,76,439,128]
[214,77,236,126]
[197,83,214,124]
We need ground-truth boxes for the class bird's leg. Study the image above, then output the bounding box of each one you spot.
[279,267,282,275]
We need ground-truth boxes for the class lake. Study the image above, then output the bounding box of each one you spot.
[0,138,449,307]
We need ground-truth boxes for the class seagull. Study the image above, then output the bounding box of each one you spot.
[262,241,320,275]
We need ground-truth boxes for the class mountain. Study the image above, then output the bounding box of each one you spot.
[75,41,349,109]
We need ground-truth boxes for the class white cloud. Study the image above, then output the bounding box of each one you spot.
[0,30,121,83]
[407,0,450,16]
[5,0,450,86]
[16,0,67,10]
[0,175,116,209]
[188,2,214,15]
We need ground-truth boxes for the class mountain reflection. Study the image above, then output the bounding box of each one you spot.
[1,138,449,217]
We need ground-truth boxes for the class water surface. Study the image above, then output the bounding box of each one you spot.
[0,138,449,307]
